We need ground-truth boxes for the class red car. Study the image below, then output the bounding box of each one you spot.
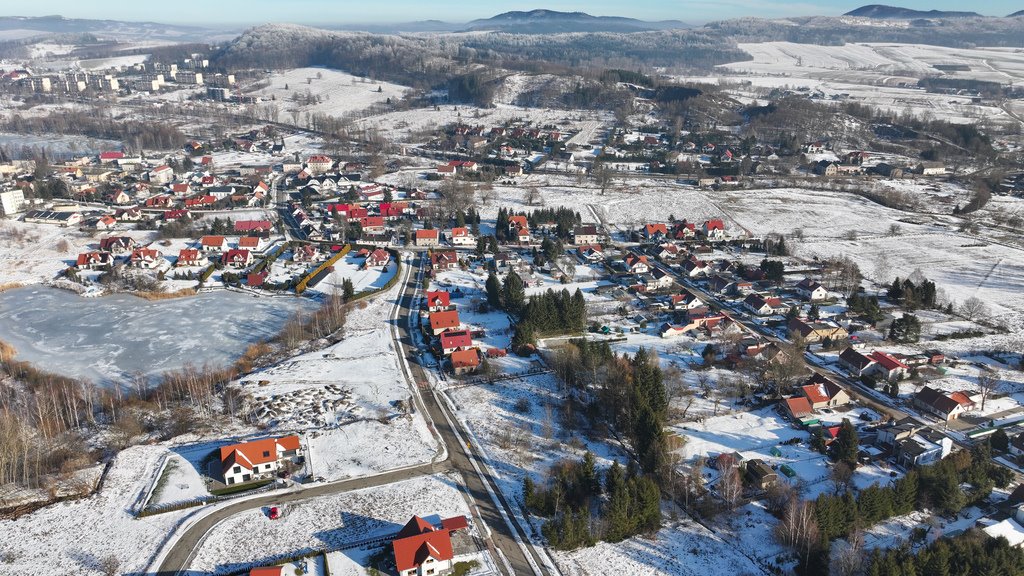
[268,506,281,520]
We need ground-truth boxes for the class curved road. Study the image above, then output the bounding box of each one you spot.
[155,252,552,576]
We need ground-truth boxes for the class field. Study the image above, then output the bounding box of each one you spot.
[249,67,410,120]
[0,445,190,575]
[694,41,1024,125]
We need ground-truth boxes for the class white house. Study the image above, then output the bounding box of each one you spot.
[448,227,474,246]
[795,278,829,301]
[220,436,301,486]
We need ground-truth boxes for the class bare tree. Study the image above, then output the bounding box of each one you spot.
[523,186,539,206]
[829,461,853,495]
[959,296,989,321]
[978,369,1000,411]
[99,554,120,576]
[775,498,820,569]
[716,453,743,510]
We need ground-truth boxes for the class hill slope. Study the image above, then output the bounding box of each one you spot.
[844,4,983,18]
[463,9,688,33]
[0,15,216,41]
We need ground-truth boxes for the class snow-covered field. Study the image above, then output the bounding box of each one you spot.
[689,41,1024,124]
[312,250,397,295]
[249,67,409,119]
[554,518,766,576]
[188,472,472,575]
[0,445,189,575]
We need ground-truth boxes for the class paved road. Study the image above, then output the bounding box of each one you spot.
[154,462,443,574]
[394,253,553,576]
[155,253,550,576]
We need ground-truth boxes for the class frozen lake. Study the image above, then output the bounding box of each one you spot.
[0,287,317,385]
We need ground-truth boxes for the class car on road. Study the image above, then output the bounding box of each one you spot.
[268,506,281,520]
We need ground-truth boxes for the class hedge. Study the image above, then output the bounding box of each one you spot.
[296,244,350,294]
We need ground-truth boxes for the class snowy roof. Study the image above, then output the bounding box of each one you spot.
[984,518,1024,547]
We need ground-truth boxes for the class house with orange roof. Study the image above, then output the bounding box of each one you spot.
[425,291,451,312]
[220,435,301,486]
[177,248,203,267]
[450,348,480,375]
[129,247,163,269]
[428,310,460,335]
[448,227,474,247]
[797,374,850,410]
[415,229,440,247]
[391,515,468,576]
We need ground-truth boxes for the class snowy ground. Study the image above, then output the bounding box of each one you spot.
[311,250,397,296]
[188,472,474,575]
[0,445,190,575]
[554,517,766,576]
[248,67,410,119]
[148,452,212,507]
[305,418,436,482]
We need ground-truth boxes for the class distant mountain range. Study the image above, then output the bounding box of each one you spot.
[843,5,982,18]
[462,9,689,34]
[0,15,219,41]
[1009,10,1024,17]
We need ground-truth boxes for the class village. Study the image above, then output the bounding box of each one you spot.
[1,17,1024,576]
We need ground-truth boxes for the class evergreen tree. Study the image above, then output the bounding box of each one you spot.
[502,272,526,315]
[834,419,859,468]
[485,272,502,308]
[342,278,355,300]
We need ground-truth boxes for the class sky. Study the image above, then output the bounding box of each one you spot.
[5,1,1022,26]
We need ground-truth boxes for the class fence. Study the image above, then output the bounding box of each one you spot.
[296,244,350,294]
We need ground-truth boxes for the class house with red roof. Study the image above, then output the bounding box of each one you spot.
[94,215,117,230]
[365,248,390,268]
[76,251,113,270]
[623,254,650,275]
[177,248,203,267]
[642,223,668,242]
[430,250,459,271]
[238,236,265,251]
[415,229,440,247]
[703,219,726,240]
[98,151,124,164]
[164,208,191,221]
[235,219,274,234]
[425,290,451,312]
[220,435,301,486]
[391,515,468,576]
[305,154,334,174]
[797,374,850,410]
[781,396,815,423]
[867,350,909,381]
[439,329,473,356]
[448,227,473,247]
[129,248,163,269]
[222,249,253,268]
[200,235,228,252]
[360,216,385,235]
[508,215,529,244]
[428,310,460,335]
[99,236,138,254]
[184,194,217,209]
[149,165,174,185]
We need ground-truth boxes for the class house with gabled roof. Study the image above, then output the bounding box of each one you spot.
[838,347,875,376]
[623,253,650,275]
[200,235,228,252]
[798,373,850,409]
[415,229,440,247]
[220,435,301,486]
[448,227,474,247]
[867,350,909,381]
[573,225,599,245]
[430,251,459,271]
[365,248,390,268]
[129,248,163,269]
[238,236,265,251]
[913,386,965,421]
[428,310,460,335]
[177,248,203,267]
[99,236,138,254]
[744,293,783,316]
[642,223,669,243]
[781,396,815,424]
[795,278,829,301]
[76,251,113,270]
[425,290,451,312]
[788,318,849,344]
[702,219,725,240]
[391,515,468,576]
[440,329,473,356]
[222,248,253,268]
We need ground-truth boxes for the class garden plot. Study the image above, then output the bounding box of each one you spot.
[0,220,114,286]
[147,452,212,508]
[188,472,475,575]
[249,67,410,119]
[247,383,356,428]
[354,104,612,143]
[0,445,190,576]
[554,517,766,576]
[311,251,397,296]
